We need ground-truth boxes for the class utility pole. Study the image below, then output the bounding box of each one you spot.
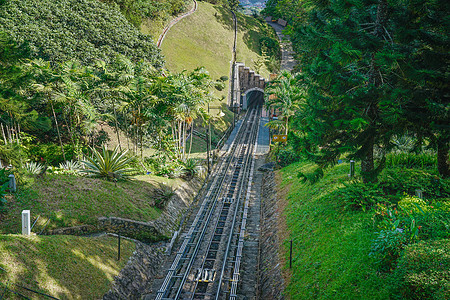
[207,103,211,174]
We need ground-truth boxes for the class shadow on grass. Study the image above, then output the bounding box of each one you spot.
[0,235,134,299]
[0,174,161,234]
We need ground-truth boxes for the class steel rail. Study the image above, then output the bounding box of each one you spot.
[214,105,261,300]
[156,109,253,299]
[172,109,257,299]
[189,107,260,299]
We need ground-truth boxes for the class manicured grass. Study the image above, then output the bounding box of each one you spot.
[0,234,135,299]
[278,161,450,299]
[0,174,164,234]
[161,2,277,100]
[279,162,391,299]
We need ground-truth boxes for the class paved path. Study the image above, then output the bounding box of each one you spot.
[267,21,296,71]
[157,0,198,48]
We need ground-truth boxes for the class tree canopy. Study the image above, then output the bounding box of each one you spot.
[0,0,163,66]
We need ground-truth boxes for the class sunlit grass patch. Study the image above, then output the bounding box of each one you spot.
[0,234,135,299]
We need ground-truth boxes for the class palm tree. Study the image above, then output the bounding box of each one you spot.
[25,59,66,160]
[264,70,303,135]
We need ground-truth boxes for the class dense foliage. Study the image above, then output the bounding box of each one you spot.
[263,0,449,181]
[101,0,189,27]
[280,161,450,299]
[0,0,163,65]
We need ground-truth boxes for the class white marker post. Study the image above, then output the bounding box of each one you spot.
[22,210,31,235]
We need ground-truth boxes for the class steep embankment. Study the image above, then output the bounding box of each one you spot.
[275,161,450,299]
[161,2,279,99]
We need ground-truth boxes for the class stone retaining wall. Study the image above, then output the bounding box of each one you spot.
[103,241,166,299]
[45,177,204,241]
[259,170,285,299]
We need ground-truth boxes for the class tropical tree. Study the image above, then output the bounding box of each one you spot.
[264,70,303,135]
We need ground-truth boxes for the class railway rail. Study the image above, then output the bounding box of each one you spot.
[155,104,262,300]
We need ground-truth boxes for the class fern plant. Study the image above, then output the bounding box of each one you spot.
[81,145,134,181]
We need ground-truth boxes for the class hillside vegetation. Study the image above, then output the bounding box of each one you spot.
[0,174,167,234]
[162,2,280,100]
[278,160,450,299]
[0,0,163,65]
[0,234,135,299]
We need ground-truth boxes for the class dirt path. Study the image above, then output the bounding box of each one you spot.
[156,0,198,48]
[267,21,296,71]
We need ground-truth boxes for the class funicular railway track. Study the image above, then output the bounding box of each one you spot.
[156,105,261,300]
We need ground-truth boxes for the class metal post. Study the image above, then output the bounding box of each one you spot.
[289,240,293,269]
[117,234,121,261]
[415,189,423,199]
[8,174,16,192]
[349,160,355,178]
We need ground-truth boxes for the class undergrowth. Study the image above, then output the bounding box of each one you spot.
[279,161,450,299]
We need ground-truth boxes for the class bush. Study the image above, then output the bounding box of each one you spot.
[28,143,77,166]
[24,161,45,175]
[386,152,436,169]
[153,183,175,209]
[391,240,450,299]
[181,158,202,179]
[81,145,134,181]
[379,168,450,201]
[276,148,300,168]
[331,181,385,211]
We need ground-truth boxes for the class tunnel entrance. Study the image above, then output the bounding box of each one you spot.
[241,87,265,110]
[243,89,265,109]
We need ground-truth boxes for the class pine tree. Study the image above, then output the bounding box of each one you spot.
[290,0,410,182]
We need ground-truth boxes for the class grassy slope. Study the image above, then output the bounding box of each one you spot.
[278,161,450,299]
[0,174,166,234]
[279,162,390,299]
[161,2,276,99]
[0,234,134,299]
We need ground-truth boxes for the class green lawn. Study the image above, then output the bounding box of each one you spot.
[279,161,450,299]
[0,174,166,234]
[161,2,277,102]
[0,234,135,299]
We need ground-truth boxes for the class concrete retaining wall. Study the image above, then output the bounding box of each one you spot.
[45,177,204,242]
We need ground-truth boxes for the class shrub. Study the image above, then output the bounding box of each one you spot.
[391,240,450,300]
[153,183,175,209]
[277,148,300,168]
[397,196,450,240]
[370,207,420,272]
[24,161,45,175]
[59,160,82,171]
[386,152,436,169]
[28,143,76,166]
[331,181,385,211]
[181,158,202,179]
[81,145,134,181]
[379,168,450,200]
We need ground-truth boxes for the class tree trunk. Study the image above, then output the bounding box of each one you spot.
[361,134,375,183]
[51,101,66,161]
[437,139,449,178]
[361,0,388,183]
[112,99,122,151]
[188,123,194,158]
